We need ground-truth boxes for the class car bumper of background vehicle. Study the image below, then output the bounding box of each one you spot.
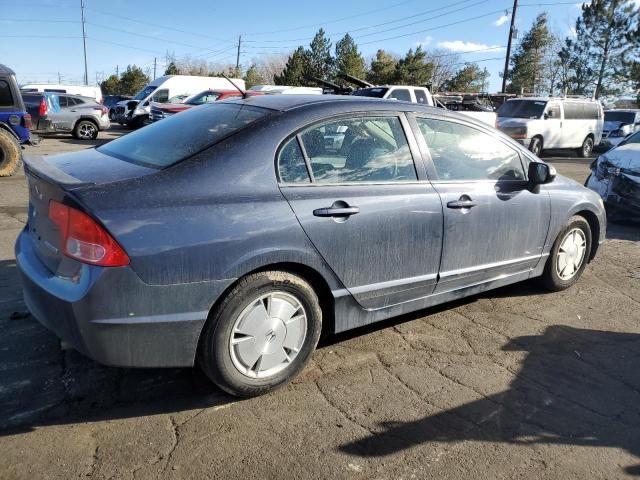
[597,137,624,151]
[15,229,235,368]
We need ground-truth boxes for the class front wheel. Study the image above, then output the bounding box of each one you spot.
[577,136,594,158]
[198,271,322,397]
[541,216,592,291]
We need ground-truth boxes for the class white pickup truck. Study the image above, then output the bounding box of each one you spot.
[352,86,497,127]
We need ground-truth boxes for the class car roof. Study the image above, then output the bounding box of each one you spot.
[227,94,420,112]
[0,64,15,76]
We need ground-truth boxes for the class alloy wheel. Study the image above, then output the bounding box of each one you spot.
[78,123,97,140]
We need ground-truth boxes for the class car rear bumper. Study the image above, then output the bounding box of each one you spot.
[15,228,234,368]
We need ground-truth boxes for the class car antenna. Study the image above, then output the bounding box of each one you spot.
[221,73,247,99]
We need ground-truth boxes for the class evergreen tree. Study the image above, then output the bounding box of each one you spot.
[558,30,597,95]
[507,13,553,94]
[164,62,180,75]
[394,46,433,85]
[244,64,265,88]
[274,47,310,86]
[367,50,397,85]
[334,33,366,79]
[306,28,334,82]
[118,66,149,95]
[444,64,490,92]
[100,74,121,95]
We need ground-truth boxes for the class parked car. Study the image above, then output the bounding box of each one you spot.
[16,95,606,397]
[20,84,103,103]
[103,95,131,120]
[22,92,59,134]
[46,94,110,140]
[0,64,34,176]
[586,130,640,219]
[497,97,604,157]
[114,75,245,128]
[150,90,256,122]
[353,85,497,126]
[598,109,640,151]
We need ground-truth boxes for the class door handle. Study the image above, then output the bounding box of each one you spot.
[313,206,360,217]
[447,197,477,209]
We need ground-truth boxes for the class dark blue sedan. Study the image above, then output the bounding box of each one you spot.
[16,95,606,396]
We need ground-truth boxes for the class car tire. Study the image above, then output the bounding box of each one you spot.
[73,120,99,140]
[198,270,322,397]
[0,129,22,177]
[529,136,543,156]
[577,136,594,158]
[541,216,592,291]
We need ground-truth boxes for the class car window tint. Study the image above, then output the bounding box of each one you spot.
[58,96,69,108]
[415,89,428,104]
[99,103,268,168]
[0,80,14,106]
[417,118,525,181]
[299,116,417,183]
[388,89,411,102]
[278,137,310,184]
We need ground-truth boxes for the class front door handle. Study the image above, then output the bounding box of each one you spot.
[313,206,360,217]
[447,196,477,209]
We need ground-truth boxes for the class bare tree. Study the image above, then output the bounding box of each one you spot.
[425,49,461,93]
[251,54,289,84]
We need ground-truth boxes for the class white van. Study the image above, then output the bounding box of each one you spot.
[497,97,604,157]
[20,84,103,103]
[248,85,323,95]
[115,75,245,128]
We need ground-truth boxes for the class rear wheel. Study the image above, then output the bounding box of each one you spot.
[0,129,22,177]
[577,136,594,158]
[529,136,543,156]
[73,120,99,140]
[541,216,592,291]
[198,271,322,397]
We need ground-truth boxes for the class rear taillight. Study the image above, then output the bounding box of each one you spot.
[48,201,130,267]
[39,99,47,117]
[23,113,33,130]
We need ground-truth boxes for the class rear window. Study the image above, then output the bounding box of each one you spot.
[605,111,636,123]
[98,103,269,168]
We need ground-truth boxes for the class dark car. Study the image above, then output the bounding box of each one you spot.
[16,95,606,397]
[0,64,33,176]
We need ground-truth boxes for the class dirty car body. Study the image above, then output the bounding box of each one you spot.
[16,95,606,387]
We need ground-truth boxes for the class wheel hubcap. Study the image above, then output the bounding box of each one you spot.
[79,124,96,139]
[556,228,587,280]
[229,291,307,379]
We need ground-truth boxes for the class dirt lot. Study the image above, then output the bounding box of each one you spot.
[1,131,639,479]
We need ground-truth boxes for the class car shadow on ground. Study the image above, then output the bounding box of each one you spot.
[606,220,640,242]
[339,324,640,476]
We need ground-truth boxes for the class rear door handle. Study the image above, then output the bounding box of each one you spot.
[447,198,477,209]
[313,206,360,217]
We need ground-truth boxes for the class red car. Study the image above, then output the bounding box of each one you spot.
[150,90,259,122]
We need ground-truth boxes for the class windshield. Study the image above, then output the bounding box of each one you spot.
[605,111,636,124]
[498,100,547,119]
[352,87,389,98]
[98,103,269,168]
[132,85,157,101]
[186,91,221,105]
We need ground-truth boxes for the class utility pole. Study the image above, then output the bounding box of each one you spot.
[57,72,62,84]
[235,35,241,77]
[501,0,518,93]
[80,0,88,86]
[116,65,119,77]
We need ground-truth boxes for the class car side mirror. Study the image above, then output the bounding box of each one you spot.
[528,162,556,186]
[543,113,549,120]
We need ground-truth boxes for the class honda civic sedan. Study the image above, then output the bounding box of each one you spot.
[16,95,606,397]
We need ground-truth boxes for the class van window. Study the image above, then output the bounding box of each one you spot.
[0,80,14,107]
[98,103,269,168]
[563,102,599,120]
[498,100,547,119]
[388,89,411,102]
[546,102,560,119]
[152,89,169,103]
[415,89,429,104]
[44,88,66,93]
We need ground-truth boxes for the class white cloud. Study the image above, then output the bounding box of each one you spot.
[494,15,509,27]
[436,40,505,53]
[416,36,432,47]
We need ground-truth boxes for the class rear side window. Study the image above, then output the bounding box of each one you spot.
[99,103,268,168]
[295,116,417,184]
[388,89,411,102]
[0,80,14,107]
[417,117,524,181]
[415,89,429,104]
[278,137,310,184]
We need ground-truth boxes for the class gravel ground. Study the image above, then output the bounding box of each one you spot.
[1,131,639,479]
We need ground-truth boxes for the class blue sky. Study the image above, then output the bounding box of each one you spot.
[1,0,587,92]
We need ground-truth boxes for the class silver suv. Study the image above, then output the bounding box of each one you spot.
[48,94,110,140]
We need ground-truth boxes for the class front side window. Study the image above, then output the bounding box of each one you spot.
[99,103,269,168]
[296,116,417,184]
[152,89,169,103]
[388,89,411,102]
[546,102,561,119]
[417,118,525,181]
